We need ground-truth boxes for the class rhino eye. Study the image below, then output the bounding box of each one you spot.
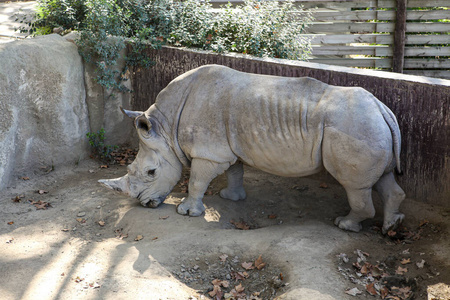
[147,169,156,176]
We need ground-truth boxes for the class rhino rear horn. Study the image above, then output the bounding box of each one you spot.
[120,106,143,119]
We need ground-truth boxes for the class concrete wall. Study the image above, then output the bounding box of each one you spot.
[130,46,450,207]
[0,34,134,190]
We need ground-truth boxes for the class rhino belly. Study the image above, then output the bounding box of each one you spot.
[230,125,324,177]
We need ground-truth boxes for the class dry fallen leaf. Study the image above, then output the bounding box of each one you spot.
[37,190,49,195]
[416,259,425,269]
[159,216,169,220]
[360,262,371,275]
[366,283,378,296]
[235,283,245,293]
[219,254,228,262]
[135,235,144,241]
[242,261,254,270]
[7,221,14,225]
[345,287,363,296]
[208,284,223,299]
[89,282,101,289]
[395,266,408,275]
[74,276,84,283]
[115,228,128,240]
[380,286,389,299]
[388,230,397,237]
[212,279,229,288]
[98,221,105,226]
[230,219,250,230]
[371,265,383,277]
[268,214,277,219]
[319,182,329,189]
[419,219,429,227]
[12,195,24,203]
[231,271,248,281]
[22,177,30,180]
[100,165,108,169]
[391,286,412,299]
[401,258,411,265]
[255,255,266,270]
[152,237,158,241]
[34,201,52,210]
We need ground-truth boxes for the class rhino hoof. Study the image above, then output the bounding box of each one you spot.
[176,203,188,215]
[219,187,246,201]
[176,198,205,216]
[334,216,362,232]
[382,213,405,235]
[147,199,162,208]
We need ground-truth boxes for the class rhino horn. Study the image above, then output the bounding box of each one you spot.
[98,175,130,195]
[120,106,143,119]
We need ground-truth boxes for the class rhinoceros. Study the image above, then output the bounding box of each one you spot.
[99,64,406,233]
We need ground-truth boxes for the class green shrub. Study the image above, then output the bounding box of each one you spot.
[166,0,313,60]
[17,0,87,35]
[86,128,118,161]
[18,0,312,92]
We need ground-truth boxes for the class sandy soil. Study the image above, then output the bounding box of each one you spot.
[1,153,449,300]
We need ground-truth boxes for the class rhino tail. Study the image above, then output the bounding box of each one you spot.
[377,101,402,174]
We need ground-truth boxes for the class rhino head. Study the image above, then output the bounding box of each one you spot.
[99,108,182,208]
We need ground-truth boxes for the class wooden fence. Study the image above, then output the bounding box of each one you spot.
[211,0,450,79]
[129,46,450,207]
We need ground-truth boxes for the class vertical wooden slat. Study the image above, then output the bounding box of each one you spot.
[392,0,407,73]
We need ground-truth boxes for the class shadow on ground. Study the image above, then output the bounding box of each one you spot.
[1,160,449,300]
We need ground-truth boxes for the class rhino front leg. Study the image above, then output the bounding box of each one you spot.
[177,159,230,216]
[220,161,246,201]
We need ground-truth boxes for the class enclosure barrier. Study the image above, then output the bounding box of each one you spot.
[129,46,450,207]
[211,0,450,79]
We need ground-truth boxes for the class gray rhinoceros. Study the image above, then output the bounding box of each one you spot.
[99,64,406,233]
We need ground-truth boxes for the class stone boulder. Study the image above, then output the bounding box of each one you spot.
[0,34,90,189]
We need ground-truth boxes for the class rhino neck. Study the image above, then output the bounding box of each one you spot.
[148,71,200,168]
[148,102,191,168]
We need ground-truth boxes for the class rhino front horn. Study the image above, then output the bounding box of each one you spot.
[98,175,129,194]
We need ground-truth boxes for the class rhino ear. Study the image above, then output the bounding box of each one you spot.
[120,106,143,119]
[135,114,152,136]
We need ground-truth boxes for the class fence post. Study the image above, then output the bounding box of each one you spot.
[392,0,407,73]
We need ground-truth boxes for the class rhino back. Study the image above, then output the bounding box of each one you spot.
[177,65,329,177]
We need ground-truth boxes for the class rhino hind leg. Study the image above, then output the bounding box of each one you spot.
[374,172,406,234]
[177,159,231,216]
[334,187,375,232]
[322,127,390,232]
[220,162,246,201]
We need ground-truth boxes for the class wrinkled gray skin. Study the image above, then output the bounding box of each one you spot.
[99,65,406,234]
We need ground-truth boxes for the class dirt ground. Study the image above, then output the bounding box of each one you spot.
[1,150,450,300]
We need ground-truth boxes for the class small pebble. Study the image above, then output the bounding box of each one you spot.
[77,212,86,217]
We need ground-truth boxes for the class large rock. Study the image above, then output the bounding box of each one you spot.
[0,34,90,189]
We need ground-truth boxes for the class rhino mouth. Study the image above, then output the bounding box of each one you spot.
[138,193,167,208]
